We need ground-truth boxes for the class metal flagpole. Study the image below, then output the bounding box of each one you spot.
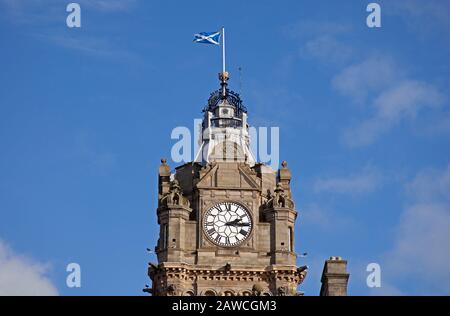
[219,27,228,98]
[222,27,226,73]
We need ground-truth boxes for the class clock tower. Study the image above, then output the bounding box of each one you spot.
[147,72,308,296]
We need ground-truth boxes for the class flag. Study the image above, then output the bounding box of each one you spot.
[193,31,221,45]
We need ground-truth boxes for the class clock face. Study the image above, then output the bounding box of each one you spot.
[203,202,252,247]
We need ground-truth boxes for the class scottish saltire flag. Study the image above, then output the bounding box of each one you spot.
[193,31,221,45]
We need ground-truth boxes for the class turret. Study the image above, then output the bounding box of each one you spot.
[195,73,256,165]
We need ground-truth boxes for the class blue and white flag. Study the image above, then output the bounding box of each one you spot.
[193,31,221,45]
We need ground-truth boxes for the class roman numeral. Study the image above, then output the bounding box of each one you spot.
[239,229,248,236]
[215,235,222,243]
[207,228,215,235]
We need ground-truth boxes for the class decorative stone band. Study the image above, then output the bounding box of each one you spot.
[148,262,307,296]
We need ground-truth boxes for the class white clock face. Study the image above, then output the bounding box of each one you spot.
[203,202,252,247]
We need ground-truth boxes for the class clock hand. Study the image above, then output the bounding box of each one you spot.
[225,219,250,227]
[225,219,240,226]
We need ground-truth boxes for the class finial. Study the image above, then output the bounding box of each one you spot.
[219,71,229,83]
[219,71,230,99]
[281,160,287,168]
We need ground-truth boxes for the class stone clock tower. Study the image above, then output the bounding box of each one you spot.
[147,72,308,296]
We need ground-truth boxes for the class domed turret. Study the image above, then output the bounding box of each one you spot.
[195,72,256,165]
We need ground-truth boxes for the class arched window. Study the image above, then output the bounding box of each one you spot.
[204,290,216,296]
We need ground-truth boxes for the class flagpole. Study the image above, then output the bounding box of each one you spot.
[222,27,226,73]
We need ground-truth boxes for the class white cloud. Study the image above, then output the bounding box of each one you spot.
[406,165,450,202]
[313,166,382,195]
[343,80,445,147]
[383,0,450,44]
[342,117,389,148]
[0,240,58,296]
[35,34,142,63]
[0,0,61,24]
[334,57,446,147]
[285,20,353,65]
[382,164,450,294]
[332,57,399,104]
[374,80,444,121]
[0,0,142,62]
[300,35,353,65]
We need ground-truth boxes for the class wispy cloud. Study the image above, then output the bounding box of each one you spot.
[300,35,353,65]
[380,164,450,294]
[383,0,450,45]
[0,0,138,20]
[0,0,61,24]
[313,166,382,195]
[284,16,449,148]
[1,0,142,62]
[334,57,446,147]
[0,239,58,296]
[406,165,450,203]
[36,33,142,62]
[343,80,445,147]
[332,57,400,104]
[284,20,353,65]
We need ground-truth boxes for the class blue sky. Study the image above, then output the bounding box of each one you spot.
[0,0,449,295]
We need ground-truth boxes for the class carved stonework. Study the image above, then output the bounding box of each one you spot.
[149,263,304,296]
[277,286,287,296]
[167,284,179,296]
[160,179,190,207]
[265,183,294,209]
[147,68,350,296]
[146,71,342,297]
[251,283,264,296]
[150,158,308,295]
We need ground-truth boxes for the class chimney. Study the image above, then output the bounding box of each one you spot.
[320,256,350,296]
